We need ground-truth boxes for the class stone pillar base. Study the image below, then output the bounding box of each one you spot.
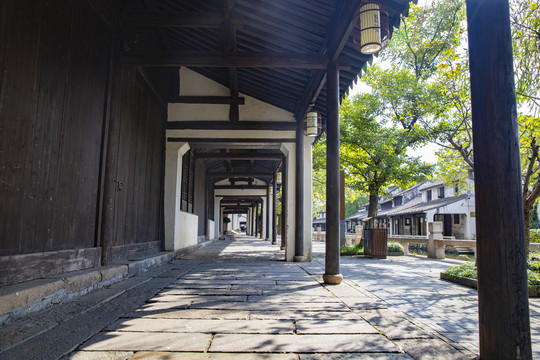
[293,255,305,262]
[271,241,277,245]
[265,238,271,241]
[323,273,343,285]
[280,246,286,250]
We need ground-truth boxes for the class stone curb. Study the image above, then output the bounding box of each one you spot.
[0,241,214,326]
[440,272,540,297]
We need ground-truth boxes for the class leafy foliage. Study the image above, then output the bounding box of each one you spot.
[340,93,432,216]
[387,242,405,253]
[340,244,363,256]
[444,253,540,285]
[511,0,540,109]
[531,230,540,244]
[443,262,477,279]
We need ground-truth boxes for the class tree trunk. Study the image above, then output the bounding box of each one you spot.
[368,192,378,218]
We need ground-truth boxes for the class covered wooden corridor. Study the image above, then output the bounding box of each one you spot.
[0,0,532,357]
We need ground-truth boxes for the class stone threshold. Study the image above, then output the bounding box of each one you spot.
[0,241,213,326]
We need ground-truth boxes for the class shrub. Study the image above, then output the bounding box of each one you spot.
[528,270,540,285]
[444,263,477,279]
[531,229,540,243]
[528,252,540,273]
[387,242,404,253]
[445,261,540,286]
[340,244,363,256]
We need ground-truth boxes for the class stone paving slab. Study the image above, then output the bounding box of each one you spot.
[393,339,476,360]
[189,300,351,312]
[339,297,389,310]
[209,334,401,353]
[106,318,295,334]
[7,237,539,359]
[125,309,251,320]
[133,301,191,312]
[80,332,211,352]
[299,354,414,360]
[61,351,134,360]
[128,352,298,360]
[152,294,248,303]
[161,288,263,296]
[249,311,363,321]
[295,319,378,334]
[247,295,342,303]
[261,288,331,297]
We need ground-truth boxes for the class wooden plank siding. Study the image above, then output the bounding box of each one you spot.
[104,66,166,261]
[0,0,166,285]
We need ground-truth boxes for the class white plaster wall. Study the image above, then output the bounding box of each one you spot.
[214,197,222,236]
[164,142,190,251]
[281,143,296,261]
[427,199,477,239]
[303,138,314,261]
[177,211,199,249]
[208,220,215,240]
[167,129,296,140]
[215,189,266,197]
[262,196,268,239]
[170,68,295,123]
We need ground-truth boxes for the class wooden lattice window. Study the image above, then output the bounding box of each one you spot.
[181,150,195,213]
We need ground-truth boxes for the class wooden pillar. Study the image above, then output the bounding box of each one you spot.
[323,61,343,284]
[254,203,258,237]
[294,116,305,262]
[281,157,288,250]
[466,0,532,358]
[259,202,264,239]
[252,205,256,237]
[266,183,271,240]
[272,173,277,245]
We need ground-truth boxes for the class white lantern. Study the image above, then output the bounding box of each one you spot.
[306,111,319,137]
[353,2,389,55]
[276,172,282,184]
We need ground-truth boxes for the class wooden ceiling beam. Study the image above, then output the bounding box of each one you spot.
[167,121,295,131]
[196,153,283,160]
[123,12,245,28]
[215,185,267,190]
[168,96,245,105]
[208,172,274,178]
[119,51,351,69]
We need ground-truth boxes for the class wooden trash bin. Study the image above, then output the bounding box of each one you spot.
[363,228,388,259]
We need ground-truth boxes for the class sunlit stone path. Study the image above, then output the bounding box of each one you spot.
[3,235,539,359]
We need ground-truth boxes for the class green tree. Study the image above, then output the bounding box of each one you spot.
[312,135,369,218]
[395,0,540,248]
[511,0,540,108]
[365,0,466,132]
[340,94,432,217]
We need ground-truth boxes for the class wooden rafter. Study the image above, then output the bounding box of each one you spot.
[119,51,351,69]
[123,11,245,28]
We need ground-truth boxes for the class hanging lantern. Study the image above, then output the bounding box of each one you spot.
[352,2,389,55]
[304,111,322,137]
[276,172,282,184]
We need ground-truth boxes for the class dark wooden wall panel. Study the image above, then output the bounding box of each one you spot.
[0,0,165,266]
[0,1,44,255]
[0,0,111,256]
[103,66,166,261]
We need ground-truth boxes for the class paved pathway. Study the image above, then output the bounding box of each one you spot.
[2,236,539,359]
